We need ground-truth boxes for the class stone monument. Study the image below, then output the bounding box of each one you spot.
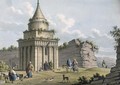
[18,0,59,71]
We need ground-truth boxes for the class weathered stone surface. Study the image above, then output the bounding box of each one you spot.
[59,39,97,68]
[91,79,104,84]
[103,45,120,85]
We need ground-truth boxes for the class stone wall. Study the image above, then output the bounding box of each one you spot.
[59,39,98,68]
[0,50,19,67]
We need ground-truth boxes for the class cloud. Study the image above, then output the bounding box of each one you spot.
[47,18,57,27]
[10,6,23,15]
[57,14,75,27]
[91,28,113,40]
[92,28,101,36]
[54,14,87,42]
[57,14,75,33]
[0,21,24,32]
[23,2,34,17]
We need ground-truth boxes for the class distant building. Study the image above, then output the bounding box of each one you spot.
[18,0,59,71]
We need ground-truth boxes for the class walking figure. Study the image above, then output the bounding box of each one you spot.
[72,59,79,72]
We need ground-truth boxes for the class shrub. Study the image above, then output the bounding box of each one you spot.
[0,61,9,72]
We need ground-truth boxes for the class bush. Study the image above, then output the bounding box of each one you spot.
[77,76,89,85]
[0,61,9,72]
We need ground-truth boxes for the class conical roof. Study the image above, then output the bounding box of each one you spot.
[32,0,45,19]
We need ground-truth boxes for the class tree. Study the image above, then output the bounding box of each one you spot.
[7,45,18,51]
[110,26,120,47]
[63,42,68,48]
[2,47,7,51]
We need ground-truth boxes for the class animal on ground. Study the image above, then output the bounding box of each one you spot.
[2,73,9,83]
[44,77,54,81]
[17,74,24,81]
[62,74,70,82]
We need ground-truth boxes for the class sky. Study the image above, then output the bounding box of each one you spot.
[0,0,120,58]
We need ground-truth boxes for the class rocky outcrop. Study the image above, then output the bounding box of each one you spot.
[103,44,120,85]
[59,39,98,68]
[90,41,120,85]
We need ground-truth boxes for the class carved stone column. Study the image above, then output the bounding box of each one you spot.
[30,46,32,61]
[53,47,58,69]
[26,47,28,67]
[48,46,53,62]
[19,47,22,70]
[31,46,35,70]
[42,46,45,69]
[23,47,26,70]
[27,46,30,64]
[21,47,24,70]
[37,46,42,71]
[35,46,38,71]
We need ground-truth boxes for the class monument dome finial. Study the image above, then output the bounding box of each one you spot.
[37,0,39,5]
[32,0,45,19]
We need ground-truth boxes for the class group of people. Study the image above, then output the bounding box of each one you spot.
[8,60,53,82]
[8,59,78,82]
[8,61,34,82]
[66,58,79,72]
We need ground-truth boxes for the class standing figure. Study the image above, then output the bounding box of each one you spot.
[49,61,53,70]
[72,59,78,72]
[44,61,49,71]
[66,58,72,68]
[26,61,34,78]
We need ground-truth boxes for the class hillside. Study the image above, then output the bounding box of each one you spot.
[97,57,116,68]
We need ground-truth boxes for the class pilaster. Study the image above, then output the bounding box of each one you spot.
[37,46,42,71]
[35,46,38,71]
[42,46,45,69]
[53,47,58,69]
[27,46,30,64]
[19,47,22,70]
[23,47,26,70]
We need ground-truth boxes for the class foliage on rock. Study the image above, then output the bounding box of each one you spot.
[78,76,89,85]
[83,40,99,53]
[58,39,98,53]
[0,61,9,72]
[59,42,68,50]
[74,73,105,85]
[110,26,120,50]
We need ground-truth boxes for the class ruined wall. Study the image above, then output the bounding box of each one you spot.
[59,39,98,68]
